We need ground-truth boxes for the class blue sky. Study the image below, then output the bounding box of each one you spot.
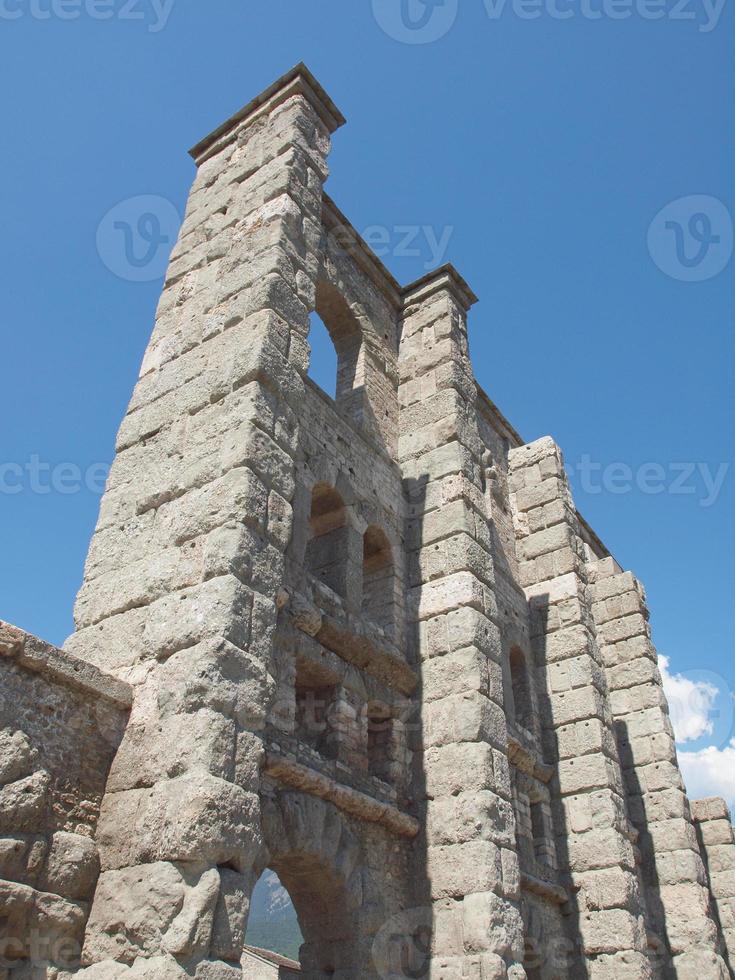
[1,3,733,797]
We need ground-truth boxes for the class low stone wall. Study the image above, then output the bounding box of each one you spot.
[241,945,301,978]
[692,797,735,967]
[0,622,131,976]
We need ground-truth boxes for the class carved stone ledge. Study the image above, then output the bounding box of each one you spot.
[507,735,553,784]
[283,590,417,695]
[0,621,132,709]
[521,871,569,907]
[263,753,420,839]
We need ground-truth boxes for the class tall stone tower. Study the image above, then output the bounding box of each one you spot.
[2,65,734,980]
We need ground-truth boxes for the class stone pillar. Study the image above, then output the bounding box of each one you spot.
[66,65,345,977]
[508,437,651,980]
[692,798,735,970]
[589,558,729,978]
[398,267,526,977]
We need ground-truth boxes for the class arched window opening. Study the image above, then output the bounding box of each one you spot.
[366,701,394,784]
[294,660,337,760]
[243,869,303,971]
[362,526,395,634]
[509,647,534,732]
[310,281,362,413]
[307,311,338,399]
[266,851,354,976]
[305,483,348,598]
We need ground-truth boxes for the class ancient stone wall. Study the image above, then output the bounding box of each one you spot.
[1,63,732,980]
[0,623,130,977]
[692,798,735,969]
[590,559,727,976]
[61,65,418,980]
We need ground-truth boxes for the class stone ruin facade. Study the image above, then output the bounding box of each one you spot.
[1,63,734,980]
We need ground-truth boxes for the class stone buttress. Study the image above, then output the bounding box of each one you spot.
[590,559,729,977]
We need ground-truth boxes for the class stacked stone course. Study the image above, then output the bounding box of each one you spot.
[1,65,733,979]
[0,623,130,977]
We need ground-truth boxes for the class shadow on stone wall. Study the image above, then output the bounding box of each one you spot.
[402,472,434,980]
[530,595,588,980]
[615,718,673,975]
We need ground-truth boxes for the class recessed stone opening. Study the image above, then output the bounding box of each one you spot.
[294,661,337,760]
[305,483,348,598]
[366,701,394,784]
[312,279,363,416]
[509,646,534,732]
[269,851,355,978]
[530,799,556,869]
[362,526,395,635]
[307,310,339,399]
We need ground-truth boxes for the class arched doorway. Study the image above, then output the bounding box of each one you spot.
[245,869,303,964]
[256,789,381,978]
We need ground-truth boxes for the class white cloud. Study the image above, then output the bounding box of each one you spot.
[678,740,735,812]
[657,655,735,809]
[659,654,718,743]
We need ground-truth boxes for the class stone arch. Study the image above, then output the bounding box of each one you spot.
[270,853,352,976]
[244,868,303,963]
[312,279,363,415]
[259,789,372,978]
[308,309,339,398]
[310,273,397,453]
[362,525,395,636]
[305,482,349,599]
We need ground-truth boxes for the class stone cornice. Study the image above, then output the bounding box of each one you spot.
[0,621,132,710]
[507,734,554,784]
[521,871,569,907]
[263,753,420,839]
[284,587,418,696]
[190,62,346,165]
[402,264,479,313]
